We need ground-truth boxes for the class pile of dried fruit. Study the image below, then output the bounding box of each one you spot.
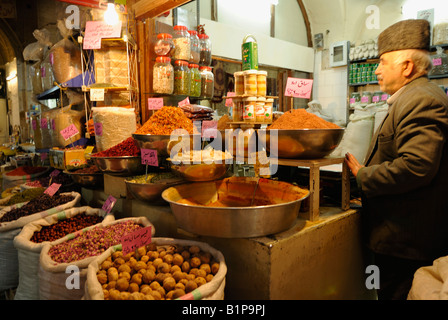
[30,213,104,243]
[97,243,220,300]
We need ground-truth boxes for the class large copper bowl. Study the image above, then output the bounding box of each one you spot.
[258,128,344,159]
[91,156,145,177]
[162,177,309,238]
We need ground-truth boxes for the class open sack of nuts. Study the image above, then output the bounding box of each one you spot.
[84,238,227,300]
[0,191,81,292]
[39,217,154,300]
[13,206,114,300]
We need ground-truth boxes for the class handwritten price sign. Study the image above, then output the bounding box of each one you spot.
[284,77,314,99]
[44,183,61,197]
[178,97,190,107]
[225,92,236,107]
[83,20,122,50]
[94,122,103,136]
[60,124,79,141]
[121,226,152,255]
[141,149,158,166]
[147,98,164,110]
[102,195,116,214]
[202,120,218,139]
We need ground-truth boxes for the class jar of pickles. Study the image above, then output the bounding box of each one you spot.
[244,70,257,96]
[264,98,274,122]
[153,56,174,94]
[154,33,174,56]
[234,71,244,95]
[174,60,190,95]
[189,63,201,97]
[255,97,266,122]
[198,34,212,66]
[173,25,191,61]
[188,30,200,64]
[243,96,257,122]
[200,66,214,99]
[257,70,267,96]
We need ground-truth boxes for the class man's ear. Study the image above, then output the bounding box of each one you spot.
[402,59,415,77]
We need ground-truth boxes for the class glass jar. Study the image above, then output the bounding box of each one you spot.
[174,60,190,95]
[372,91,383,104]
[255,97,266,122]
[243,96,257,122]
[349,92,361,108]
[189,63,201,97]
[198,34,212,66]
[173,25,191,61]
[234,71,244,95]
[232,97,243,122]
[243,69,257,96]
[188,30,200,64]
[257,70,267,96]
[153,56,174,94]
[154,33,174,56]
[200,66,214,99]
[264,98,274,122]
[361,91,372,106]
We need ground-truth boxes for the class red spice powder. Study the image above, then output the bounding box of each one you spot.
[6,166,47,176]
[92,137,141,157]
[268,108,340,129]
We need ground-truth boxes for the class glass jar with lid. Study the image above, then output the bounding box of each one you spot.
[256,71,267,96]
[154,33,174,56]
[174,60,191,95]
[349,92,361,108]
[264,98,274,122]
[255,97,266,122]
[234,71,244,95]
[244,70,257,96]
[243,96,257,122]
[200,66,214,99]
[189,63,201,97]
[153,56,174,94]
[173,25,191,61]
[188,30,200,64]
[198,34,212,66]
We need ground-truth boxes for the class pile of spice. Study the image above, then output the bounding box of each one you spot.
[24,173,73,188]
[30,213,104,243]
[126,172,182,184]
[72,165,102,174]
[135,106,196,135]
[48,220,142,263]
[92,137,140,157]
[2,187,45,206]
[5,166,47,176]
[0,193,75,223]
[268,108,340,129]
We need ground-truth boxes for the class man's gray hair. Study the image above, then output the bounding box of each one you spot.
[394,49,432,76]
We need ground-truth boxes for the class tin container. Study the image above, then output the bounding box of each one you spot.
[242,34,258,71]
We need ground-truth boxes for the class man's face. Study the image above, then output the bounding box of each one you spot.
[375,51,406,95]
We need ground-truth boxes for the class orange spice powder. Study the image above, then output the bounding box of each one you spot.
[268,108,340,129]
[135,106,196,135]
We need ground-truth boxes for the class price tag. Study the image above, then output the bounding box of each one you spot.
[147,98,164,110]
[50,169,61,177]
[381,94,389,101]
[44,183,61,197]
[178,97,190,107]
[102,195,116,214]
[90,88,105,101]
[141,149,158,166]
[120,226,152,255]
[202,120,218,139]
[94,122,103,136]
[284,77,313,99]
[225,92,236,107]
[41,118,48,129]
[83,20,122,50]
[60,124,80,141]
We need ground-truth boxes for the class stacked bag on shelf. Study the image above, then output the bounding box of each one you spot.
[180,104,214,121]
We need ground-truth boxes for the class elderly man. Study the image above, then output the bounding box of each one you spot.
[345,19,448,300]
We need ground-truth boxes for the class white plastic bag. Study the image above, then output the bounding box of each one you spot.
[39,217,154,300]
[408,255,448,300]
[84,237,227,300]
[13,206,114,300]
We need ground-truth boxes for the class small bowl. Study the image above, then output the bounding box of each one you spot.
[91,156,145,177]
[125,174,184,204]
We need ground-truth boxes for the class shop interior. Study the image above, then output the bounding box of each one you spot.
[0,0,448,302]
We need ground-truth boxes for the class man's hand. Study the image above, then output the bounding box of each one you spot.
[345,152,364,177]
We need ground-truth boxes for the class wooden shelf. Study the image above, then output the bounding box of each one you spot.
[133,0,191,20]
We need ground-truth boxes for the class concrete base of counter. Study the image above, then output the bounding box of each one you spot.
[81,188,376,300]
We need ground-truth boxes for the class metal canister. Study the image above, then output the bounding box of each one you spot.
[242,34,258,71]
